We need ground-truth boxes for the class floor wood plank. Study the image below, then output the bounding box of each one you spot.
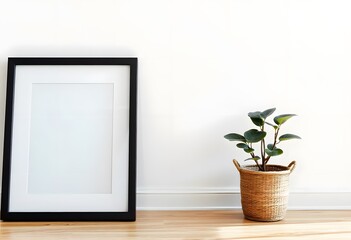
[1,210,351,239]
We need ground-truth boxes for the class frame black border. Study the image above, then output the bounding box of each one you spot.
[1,57,137,221]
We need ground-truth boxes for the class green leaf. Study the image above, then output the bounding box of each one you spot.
[267,143,275,150]
[244,129,266,143]
[224,133,246,142]
[279,134,301,141]
[261,108,276,119]
[265,121,278,129]
[248,108,276,126]
[244,156,260,161]
[274,114,297,125]
[248,111,261,118]
[236,143,248,148]
[248,111,264,126]
[244,147,254,153]
[250,118,264,126]
[236,143,254,153]
[265,148,283,156]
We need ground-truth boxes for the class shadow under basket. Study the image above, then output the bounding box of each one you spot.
[233,159,296,222]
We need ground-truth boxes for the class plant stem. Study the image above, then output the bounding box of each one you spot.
[272,127,280,149]
[261,138,266,171]
[249,143,263,171]
[265,126,280,165]
[260,126,266,171]
[255,160,262,170]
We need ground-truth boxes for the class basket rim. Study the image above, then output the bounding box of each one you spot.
[239,164,291,175]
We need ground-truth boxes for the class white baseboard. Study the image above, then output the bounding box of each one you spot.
[137,188,351,210]
[1,190,351,211]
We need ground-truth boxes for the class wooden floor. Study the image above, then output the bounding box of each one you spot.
[1,210,351,239]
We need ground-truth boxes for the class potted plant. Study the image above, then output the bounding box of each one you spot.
[224,108,300,221]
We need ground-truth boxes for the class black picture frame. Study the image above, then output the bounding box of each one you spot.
[1,57,137,221]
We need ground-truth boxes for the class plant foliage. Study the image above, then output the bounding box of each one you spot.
[224,108,300,171]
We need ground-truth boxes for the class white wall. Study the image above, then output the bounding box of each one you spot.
[1,0,351,210]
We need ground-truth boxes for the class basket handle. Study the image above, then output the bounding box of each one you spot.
[288,161,296,173]
[232,159,241,172]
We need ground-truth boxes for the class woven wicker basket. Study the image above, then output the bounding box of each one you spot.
[233,159,296,222]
